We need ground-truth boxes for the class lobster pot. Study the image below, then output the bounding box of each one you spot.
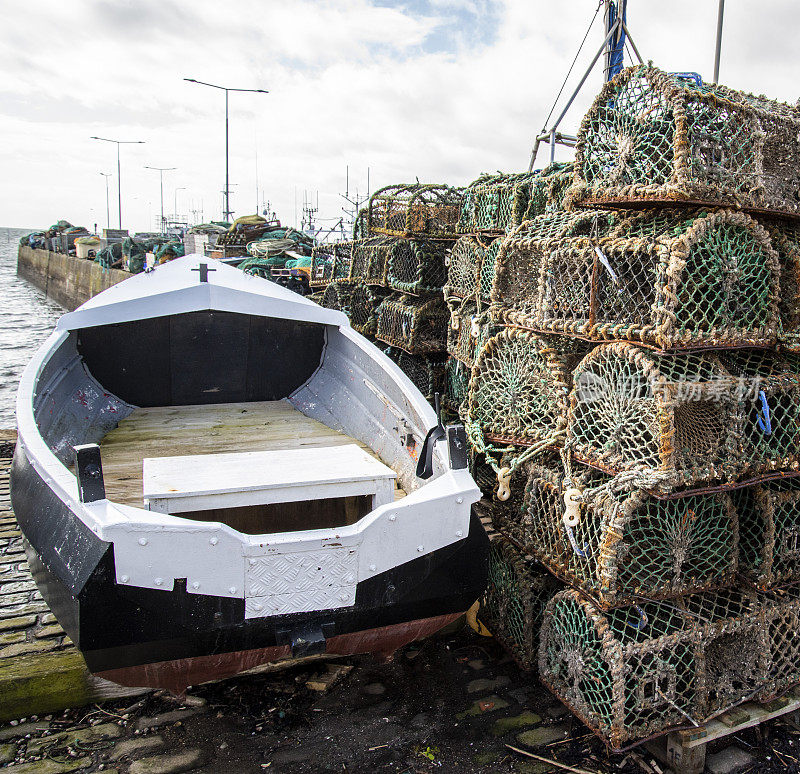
[350,283,390,337]
[308,291,324,305]
[458,172,539,235]
[539,588,796,748]
[444,356,470,418]
[478,536,561,671]
[375,293,448,355]
[349,236,392,285]
[568,65,800,217]
[521,462,738,608]
[446,299,496,368]
[467,329,569,449]
[720,350,800,475]
[445,236,501,305]
[386,239,448,294]
[310,242,353,288]
[497,208,781,350]
[490,210,601,320]
[368,183,463,239]
[384,347,445,402]
[767,220,800,351]
[321,280,357,318]
[568,343,740,488]
[735,479,800,588]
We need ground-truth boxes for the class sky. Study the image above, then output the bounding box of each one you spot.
[1,0,798,235]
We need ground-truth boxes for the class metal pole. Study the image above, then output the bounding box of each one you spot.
[117,143,122,229]
[159,171,164,233]
[713,0,725,83]
[225,89,230,221]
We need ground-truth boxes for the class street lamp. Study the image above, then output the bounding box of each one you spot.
[183,78,268,222]
[144,166,177,234]
[90,136,145,229]
[99,172,112,231]
[174,187,186,220]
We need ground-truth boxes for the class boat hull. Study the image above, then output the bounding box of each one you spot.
[13,443,487,691]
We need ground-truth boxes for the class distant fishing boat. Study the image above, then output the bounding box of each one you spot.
[11,256,486,692]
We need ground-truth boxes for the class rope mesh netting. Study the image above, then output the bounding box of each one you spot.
[478,535,562,671]
[349,235,393,285]
[311,242,353,287]
[375,293,448,355]
[539,586,800,747]
[568,343,747,488]
[444,235,501,307]
[520,460,738,608]
[766,219,800,351]
[567,65,800,217]
[458,164,575,235]
[323,280,390,338]
[446,299,497,368]
[492,208,780,350]
[386,239,448,294]
[735,479,800,588]
[466,328,569,459]
[368,183,463,239]
[384,347,445,402]
[444,356,470,418]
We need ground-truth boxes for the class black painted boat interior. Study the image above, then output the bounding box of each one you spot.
[77,311,325,407]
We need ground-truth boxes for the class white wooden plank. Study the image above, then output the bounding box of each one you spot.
[143,444,396,514]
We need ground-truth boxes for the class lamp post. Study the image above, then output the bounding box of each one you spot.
[174,187,186,221]
[90,137,145,229]
[99,172,112,231]
[144,166,177,234]
[183,78,268,222]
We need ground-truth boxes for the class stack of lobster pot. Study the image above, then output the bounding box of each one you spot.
[312,183,463,404]
[467,64,800,750]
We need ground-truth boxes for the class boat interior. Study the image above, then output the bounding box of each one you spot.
[33,310,432,536]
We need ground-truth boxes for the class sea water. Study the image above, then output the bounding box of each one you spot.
[0,227,63,428]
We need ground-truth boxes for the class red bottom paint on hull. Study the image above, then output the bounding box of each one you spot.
[96,612,462,693]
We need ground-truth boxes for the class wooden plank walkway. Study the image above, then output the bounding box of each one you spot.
[0,456,147,723]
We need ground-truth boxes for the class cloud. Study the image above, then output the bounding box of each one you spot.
[0,0,798,233]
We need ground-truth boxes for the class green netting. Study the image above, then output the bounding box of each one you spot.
[349,235,393,285]
[310,241,353,288]
[492,208,780,350]
[321,280,356,318]
[447,299,498,368]
[478,535,561,671]
[444,235,499,306]
[465,329,569,482]
[368,183,463,239]
[375,292,448,355]
[384,346,445,403]
[519,460,738,608]
[444,356,470,418]
[386,239,447,294]
[568,343,746,488]
[349,282,390,337]
[766,220,800,352]
[458,172,538,234]
[568,64,800,217]
[735,479,800,588]
[539,587,800,748]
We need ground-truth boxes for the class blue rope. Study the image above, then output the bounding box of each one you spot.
[757,390,772,435]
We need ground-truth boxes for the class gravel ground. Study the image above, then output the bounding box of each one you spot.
[2,625,800,773]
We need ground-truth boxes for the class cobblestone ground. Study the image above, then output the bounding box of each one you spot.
[2,628,800,774]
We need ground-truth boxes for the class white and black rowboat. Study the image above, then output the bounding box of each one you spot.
[11,256,486,691]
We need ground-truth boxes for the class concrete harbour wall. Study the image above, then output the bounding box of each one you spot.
[17,246,130,311]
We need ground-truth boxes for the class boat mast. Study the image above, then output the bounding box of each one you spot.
[527,0,642,171]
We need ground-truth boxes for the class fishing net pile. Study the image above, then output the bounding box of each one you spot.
[310,182,464,406]
[456,65,800,748]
